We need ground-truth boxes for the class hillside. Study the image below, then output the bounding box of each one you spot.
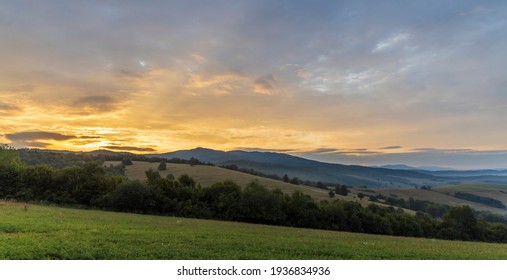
[108,161,376,206]
[2,202,507,259]
[370,184,507,216]
[150,148,440,188]
[150,148,507,188]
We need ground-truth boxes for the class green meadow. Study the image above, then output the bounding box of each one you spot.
[1,201,506,260]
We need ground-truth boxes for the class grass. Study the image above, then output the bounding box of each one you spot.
[1,201,507,259]
[374,184,507,215]
[107,161,385,207]
[438,184,507,202]
[109,161,335,201]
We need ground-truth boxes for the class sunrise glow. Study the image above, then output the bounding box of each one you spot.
[1,1,507,168]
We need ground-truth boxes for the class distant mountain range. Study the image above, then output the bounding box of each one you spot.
[146,148,507,188]
[377,164,507,177]
[376,164,455,172]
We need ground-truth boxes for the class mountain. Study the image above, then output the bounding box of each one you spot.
[149,148,445,188]
[419,169,507,177]
[377,164,419,171]
[378,164,454,172]
[149,148,507,188]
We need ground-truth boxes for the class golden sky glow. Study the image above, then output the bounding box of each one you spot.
[2,1,507,168]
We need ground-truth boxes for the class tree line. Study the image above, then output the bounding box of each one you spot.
[1,145,507,244]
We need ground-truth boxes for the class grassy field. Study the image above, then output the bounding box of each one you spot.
[372,184,507,215]
[107,161,360,203]
[1,201,507,259]
[437,184,507,204]
[107,161,415,210]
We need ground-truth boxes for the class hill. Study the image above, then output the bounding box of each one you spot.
[150,148,507,188]
[2,202,506,259]
[149,148,440,188]
[378,164,454,171]
[370,184,507,216]
[108,161,378,206]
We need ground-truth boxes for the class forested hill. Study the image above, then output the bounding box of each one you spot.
[149,148,507,188]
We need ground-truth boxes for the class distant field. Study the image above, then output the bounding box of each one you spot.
[374,184,507,215]
[107,161,365,203]
[437,184,507,204]
[1,202,507,259]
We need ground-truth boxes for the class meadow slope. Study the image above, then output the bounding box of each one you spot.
[1,202,506,259]
[110,161,371,204]
[373,184,507,215]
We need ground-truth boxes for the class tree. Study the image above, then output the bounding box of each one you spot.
[315,182,327,189]
[189,157,200,166]
[158,161,167,171]
[357,192,365,200]
[289,177,300,185]
[240,181,285,224]
[282,174,290,183]
[145,168,162,186]
[285,191,320,228]
[121,158,133,165]
[166,173,175,181]
[178,174,196,187]
[328,190,335,198]
[440,205,482,241]
[335,185,349,196]
[105,180,152,212]
[202,180,242,219]
[0,144,22,168]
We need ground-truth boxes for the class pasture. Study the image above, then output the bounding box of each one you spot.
[108,161,364,203]
[373,184,507,215]
[1,202,507,259]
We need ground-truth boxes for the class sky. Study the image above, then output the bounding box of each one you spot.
[1,0,507,169]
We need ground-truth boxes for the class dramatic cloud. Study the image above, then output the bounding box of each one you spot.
[1,1,507,168]
[4,131,76,149]
[5,132,76,142]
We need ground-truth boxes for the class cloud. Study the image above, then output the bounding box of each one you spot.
[298,148,381,157]
[372,32,410,53]
[254,74,278,94]
[190,53,207,64]
[20,141,51,148]
[304,148,339,154]
[102,145,156,152]
[0,103,20,112]
[78,135,102,139]
[1,1,507,168]
[4,131,75,149]
[411,148,473,153]
[115,69,145,80]
[73,95,119,113]
[187,72,244,88]
[299,147,507,170]
[379,146,402,150]
[184,71,247,96]
[5,131,76,141]
[233,147,295,153]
